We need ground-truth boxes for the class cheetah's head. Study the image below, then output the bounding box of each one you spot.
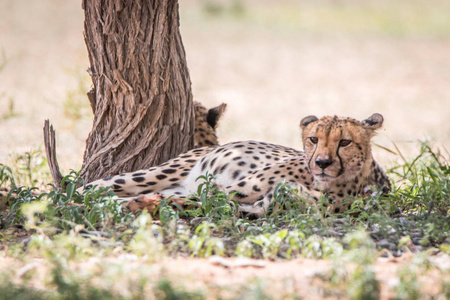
[194,102,227,147]
[300,113,384,188]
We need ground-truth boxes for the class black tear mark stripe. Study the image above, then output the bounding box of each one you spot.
[336,127,345,176]
[336,141,344,176]
[308,143,317,172]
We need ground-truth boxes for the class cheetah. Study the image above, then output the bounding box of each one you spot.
[84,113,390,217]
[193,101,226,147]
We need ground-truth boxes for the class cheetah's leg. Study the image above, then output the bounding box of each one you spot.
[124,193,200,214]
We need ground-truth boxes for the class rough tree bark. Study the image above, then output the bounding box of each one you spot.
[80,0,194,184]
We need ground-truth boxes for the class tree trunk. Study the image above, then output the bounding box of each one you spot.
[81,0,194,184]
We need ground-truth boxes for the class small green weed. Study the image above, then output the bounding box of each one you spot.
[390,142,449,216]
[7,147,51,188]
[319,230,380,299]
[194,172,238,218]
[0,280,50,300]
[155,278,205,300]
[394,252,436,300]
[127,211,164,259]
[4,171,134,231]
[0,163,15,188]
[188,221,224,257]
[343,230,380,300]
[157,196,183,227]
[236,279,273,300]
[0,97,20,120]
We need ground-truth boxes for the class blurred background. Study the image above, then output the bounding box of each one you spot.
[0,0,449,172]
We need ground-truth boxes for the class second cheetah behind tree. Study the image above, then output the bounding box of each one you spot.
[193,101,227,148]
[84,113,391,217]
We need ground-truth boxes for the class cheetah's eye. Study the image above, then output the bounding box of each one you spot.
[339,140,352,147]
[309,137,319,144]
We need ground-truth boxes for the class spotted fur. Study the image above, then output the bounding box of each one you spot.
[194,102,226,147]
[84,113,390,217]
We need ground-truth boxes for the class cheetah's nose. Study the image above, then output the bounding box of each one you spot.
[315,158,333,169]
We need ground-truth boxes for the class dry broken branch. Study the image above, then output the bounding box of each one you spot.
[43,120,64,189]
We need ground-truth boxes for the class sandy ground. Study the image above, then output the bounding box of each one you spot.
[0,0,449,172]
[0,252,448,299]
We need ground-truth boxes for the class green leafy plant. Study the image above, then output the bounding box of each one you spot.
[390,142,449,215]
[154,278,205,300]
[188,221,224,257]
[194,172,238,218]
[7,147,51,187]
[45,172,134,231]
[4,171,134,231]
[127,211,164,259]
[319,230,380,299]
[344,230,380,300]
[0,163,15,188]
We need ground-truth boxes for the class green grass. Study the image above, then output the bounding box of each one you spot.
[0,142,448,298]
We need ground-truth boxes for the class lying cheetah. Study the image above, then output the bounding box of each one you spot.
[84,113,390,217]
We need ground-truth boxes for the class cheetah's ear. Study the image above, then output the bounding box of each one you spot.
[207,103,227,129]
[362,113,384,130]
[300,115,318,129]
